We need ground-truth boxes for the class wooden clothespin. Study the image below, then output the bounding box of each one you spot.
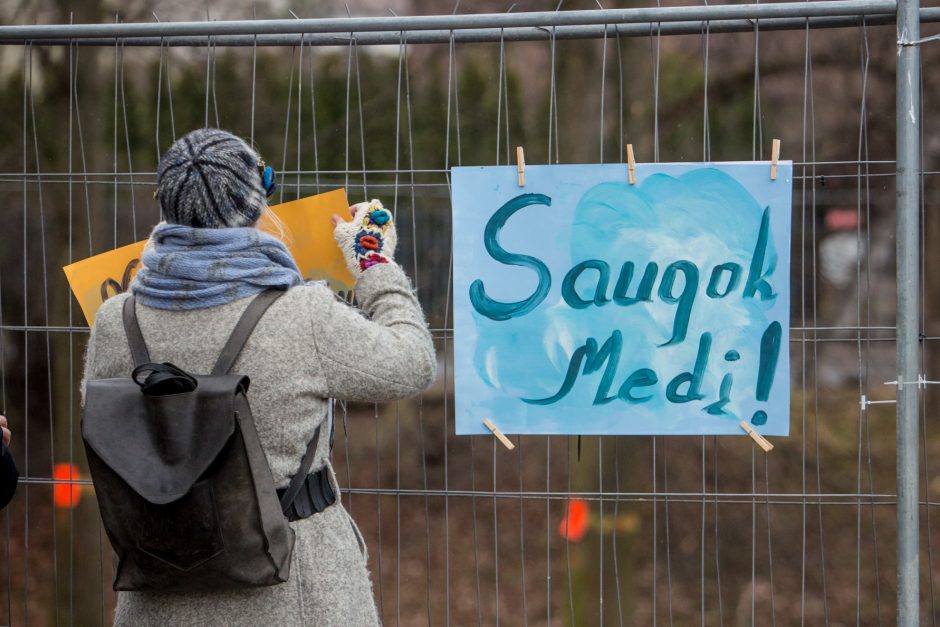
[770,138,781,180]
[483,418,516,450]
[626,144,636,185]
[516,146,525,187]
[739,421,773,453]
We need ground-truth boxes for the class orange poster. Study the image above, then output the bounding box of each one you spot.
[64,189,355,325]
[261,188,356,293]
[63,240,145,325]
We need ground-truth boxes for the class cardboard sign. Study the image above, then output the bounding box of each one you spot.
[261,188,356,293]
[64,189,355,324]
[452,163,792,436]
[63,241,145,325]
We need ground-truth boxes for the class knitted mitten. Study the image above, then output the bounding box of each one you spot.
[334,199,397,276]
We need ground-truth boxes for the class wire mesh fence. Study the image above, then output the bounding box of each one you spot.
[0,1,938,625]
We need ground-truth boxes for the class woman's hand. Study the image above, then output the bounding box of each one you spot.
[1,415,10,447]
[333,199,397,277]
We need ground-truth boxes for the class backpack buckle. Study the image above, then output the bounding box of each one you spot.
[277,468,336,522]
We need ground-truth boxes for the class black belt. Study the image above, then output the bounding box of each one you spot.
[277,468,336,522]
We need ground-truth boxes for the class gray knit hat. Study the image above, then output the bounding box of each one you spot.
[156,128,268,229]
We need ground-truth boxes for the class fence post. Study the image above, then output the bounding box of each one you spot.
[896,0,921,623]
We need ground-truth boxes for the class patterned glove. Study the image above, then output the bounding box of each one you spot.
[334,199,397,276]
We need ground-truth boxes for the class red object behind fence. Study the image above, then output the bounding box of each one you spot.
[53,463,82,509]
[559,499,590,542]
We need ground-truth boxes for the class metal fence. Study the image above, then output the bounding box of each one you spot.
[0,1,937,624]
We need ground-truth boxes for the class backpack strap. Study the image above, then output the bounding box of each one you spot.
[211,289,287,376]
[278,425,321,515]
[122,295,152,367]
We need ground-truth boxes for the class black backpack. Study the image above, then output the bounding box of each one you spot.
[83,289,329,592]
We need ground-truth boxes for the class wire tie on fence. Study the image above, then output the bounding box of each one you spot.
[483,418,515,450]
[860,394,896,411]
[917,374,940,389]
[862,374,940,409]
[626,143,636,185]
[770,138,781,180]
[739,421,773,453]
[516,145,525,187]
[899,33,940,47]
[883,375,940,390]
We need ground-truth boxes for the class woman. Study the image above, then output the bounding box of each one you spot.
[82,128,436,626]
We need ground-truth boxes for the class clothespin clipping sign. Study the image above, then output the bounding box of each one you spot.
[770,138,781,180]
[739,421,773,452]
[516,146,525,187]
[483,418,515,450]
[626,144,636,185]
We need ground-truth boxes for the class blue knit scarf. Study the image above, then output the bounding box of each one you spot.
[132,223,303,310]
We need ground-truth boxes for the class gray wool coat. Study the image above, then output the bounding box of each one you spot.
[82,263,436,627]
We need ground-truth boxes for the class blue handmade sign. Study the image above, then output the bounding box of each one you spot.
[452,162,792,436]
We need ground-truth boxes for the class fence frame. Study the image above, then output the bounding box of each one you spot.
[0,1,930,624]
[896,0,922,624]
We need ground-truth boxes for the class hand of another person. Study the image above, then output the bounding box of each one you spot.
[332,199,397,277]
[0,415,10,447]
[0,413,17,511]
